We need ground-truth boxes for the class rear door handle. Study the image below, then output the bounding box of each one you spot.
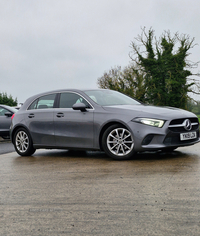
[56,112,64,118]
[28,113,35,118]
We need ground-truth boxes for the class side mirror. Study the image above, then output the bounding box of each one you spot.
[5,112,13,117]
[72,103,87,112]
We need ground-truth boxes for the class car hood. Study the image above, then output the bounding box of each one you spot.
[102,104,196,119]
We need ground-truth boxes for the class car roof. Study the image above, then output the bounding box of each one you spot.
[20,89,106,109]
[24,89,106,101]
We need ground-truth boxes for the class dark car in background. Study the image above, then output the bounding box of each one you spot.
[10,89,200,160]
[0,105,18,139]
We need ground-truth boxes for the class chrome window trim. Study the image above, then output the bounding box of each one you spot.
[27,91,94,111]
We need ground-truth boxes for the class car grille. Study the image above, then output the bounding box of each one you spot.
[163,117,199,145]
[168,117,199,132]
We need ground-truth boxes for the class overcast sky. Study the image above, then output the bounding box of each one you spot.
[1,0,200,104]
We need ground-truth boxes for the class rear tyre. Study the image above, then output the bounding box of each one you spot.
[14,128,35,156]
[102,124,135,160]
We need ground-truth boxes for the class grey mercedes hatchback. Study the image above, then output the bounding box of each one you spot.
[10,89,200,160]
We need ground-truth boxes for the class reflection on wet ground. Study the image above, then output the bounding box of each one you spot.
[0,143,200,235]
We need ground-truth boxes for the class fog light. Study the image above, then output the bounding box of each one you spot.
[142,134,154,145]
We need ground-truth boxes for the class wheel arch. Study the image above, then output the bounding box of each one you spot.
[99,121,129,150]
[11,125,31,144]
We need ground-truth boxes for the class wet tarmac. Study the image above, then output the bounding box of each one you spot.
[0,141,15,155]
[0,143,200,235]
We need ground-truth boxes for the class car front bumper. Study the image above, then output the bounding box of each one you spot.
[128,121,200,152]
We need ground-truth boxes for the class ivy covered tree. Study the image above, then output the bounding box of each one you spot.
[98,28,200,108]
[0,92,18,106]
[97,65,146,103]
[187,99,200,115]
[130,28,200,109]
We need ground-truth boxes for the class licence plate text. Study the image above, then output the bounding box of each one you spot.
[180,132,197,141]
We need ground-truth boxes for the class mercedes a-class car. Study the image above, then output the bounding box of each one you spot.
[10,89,199,160]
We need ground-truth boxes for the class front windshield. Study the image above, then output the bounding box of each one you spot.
[84,90,141,106]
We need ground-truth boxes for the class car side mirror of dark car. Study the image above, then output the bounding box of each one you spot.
[72,103,87,112]
[5,112,13,117]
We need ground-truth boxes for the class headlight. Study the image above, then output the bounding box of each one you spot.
[133,118,165,128]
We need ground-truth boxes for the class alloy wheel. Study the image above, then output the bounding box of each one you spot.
[107,127,134,157]
[15,130,30,153]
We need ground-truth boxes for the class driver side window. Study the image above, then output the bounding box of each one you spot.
[59,92,90,108]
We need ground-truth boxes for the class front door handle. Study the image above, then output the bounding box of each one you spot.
[56,112,64,118]
[28,113,34,118]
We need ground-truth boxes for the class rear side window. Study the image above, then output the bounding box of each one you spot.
[28,94,56,110]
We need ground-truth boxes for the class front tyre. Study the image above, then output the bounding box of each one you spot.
[102,124,135,160]
[14,128,35,156]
